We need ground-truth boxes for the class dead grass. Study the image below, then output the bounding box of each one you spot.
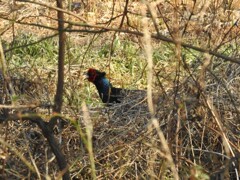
[1,62,239,179]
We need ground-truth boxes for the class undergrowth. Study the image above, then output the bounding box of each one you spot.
[2,32,240,179]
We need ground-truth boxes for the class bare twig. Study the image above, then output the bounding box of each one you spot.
[7,113,70,179]
[82,102,96,180]
[2,14,239,64]
[16,0,87,22]
[4,33,58,53]
[53,0,65,114]
[142,5,179,179]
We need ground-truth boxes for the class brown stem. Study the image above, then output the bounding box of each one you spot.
[53,0,66,113]
[7,114,70,179]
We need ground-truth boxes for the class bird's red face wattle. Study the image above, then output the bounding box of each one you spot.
[87,68,97,82]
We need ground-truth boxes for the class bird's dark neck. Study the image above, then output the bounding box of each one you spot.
[93,77,111,94]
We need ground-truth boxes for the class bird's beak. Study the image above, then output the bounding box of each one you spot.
[83,72,89,80]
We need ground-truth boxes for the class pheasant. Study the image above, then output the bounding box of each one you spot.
[86,68,149,105]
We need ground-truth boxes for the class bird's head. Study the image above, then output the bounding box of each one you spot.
[86,68,106,83]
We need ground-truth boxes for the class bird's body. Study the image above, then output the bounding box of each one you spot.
[86,68,124,104]
[86,68,147,105]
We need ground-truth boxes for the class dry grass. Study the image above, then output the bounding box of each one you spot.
[1,63,239,179]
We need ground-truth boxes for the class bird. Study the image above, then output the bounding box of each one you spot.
[85,68,123,104]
